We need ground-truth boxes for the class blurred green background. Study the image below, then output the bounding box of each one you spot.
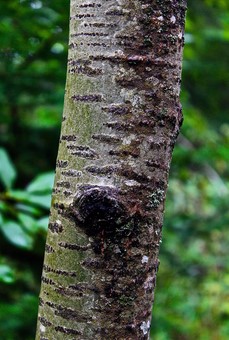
[0,1,228,339]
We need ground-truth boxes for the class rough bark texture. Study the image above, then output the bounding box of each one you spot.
[36,1,187,339]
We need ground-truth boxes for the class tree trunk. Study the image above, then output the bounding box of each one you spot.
[36,1,187,339]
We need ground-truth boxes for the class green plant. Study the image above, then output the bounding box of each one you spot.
[0,147,53,339]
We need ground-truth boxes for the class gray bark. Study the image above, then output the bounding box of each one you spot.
[36,1,187,339]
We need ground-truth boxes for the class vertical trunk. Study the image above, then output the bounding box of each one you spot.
[36,1,187,339]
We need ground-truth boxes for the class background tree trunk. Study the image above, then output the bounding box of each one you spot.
[36,0,187,339]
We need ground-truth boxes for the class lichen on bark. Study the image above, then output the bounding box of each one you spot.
[36,1,187,339]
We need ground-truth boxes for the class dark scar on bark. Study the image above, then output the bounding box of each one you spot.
[66,185,129,237]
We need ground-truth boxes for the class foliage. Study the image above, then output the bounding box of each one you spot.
[152,114,229,339]
[0,0,69,184]
[0,0,228,339]
[0,148,53,339]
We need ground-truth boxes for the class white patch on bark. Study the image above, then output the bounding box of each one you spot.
[40,324,46,333]
[124,180,141,187]
[157,16,164,21]
[132,95,142,107]
[122,134,136,145]
[141,255,149,264]
[91,178,114,187]
[140,320,150,335]
[170,15,176,24]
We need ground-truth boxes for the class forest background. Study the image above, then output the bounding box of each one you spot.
[0,1,228,339]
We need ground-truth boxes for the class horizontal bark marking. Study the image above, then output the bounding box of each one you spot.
[58,242,90,251]
[92,133,120,144]
[61,169,82,177]
[89,53,176,68]
[104,119,156,134]
[61,134,77,141]
[85,165,117,176]
[54,285,85,298]
[69,282,100,294]
[48,221,63,234]
[56,181,71,188]
[145,160,168,171]
[104,121,134,132]
[105,7,131,16]
[119,167,151,184]
[55,305,92,322]
[45,244,55,253]
[55,326,82,336]
[101,104,130,115]
[67,144,99,159]
[115,33,137,41]
[70,150,98,159]
[69,64,103,76]
[41,276,56,286]
[79,3,102,8]
[43,264,77,277]
[71,13,95,19]
[109,118,156,128]
[83,22,116,28]
[86,42,107,48]
[71,94,102,102]
[56,160,68,168]
[69,42,107,49]
[109,149,139,159]
[67,145,97,153]
[71,32,108,37]
[38,317,52,327]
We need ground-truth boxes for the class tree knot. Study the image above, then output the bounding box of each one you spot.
[67,185,128,237]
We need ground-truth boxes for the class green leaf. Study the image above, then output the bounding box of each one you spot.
[9,190,51,209]
[37,216,49,232]
[27,194,52,209]
[8,190,31,201]
[0,148,16,189]
[0,212,3,227]
[0,201,14,216]
[0,221,33,250]
[15,203,42,216]
[26,172,54,193]
[0,264,15,284]
[18,213,38,234]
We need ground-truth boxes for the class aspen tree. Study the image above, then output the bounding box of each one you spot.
[36,1,187,339]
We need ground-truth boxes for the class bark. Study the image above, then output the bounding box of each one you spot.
[36,1,187,339]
